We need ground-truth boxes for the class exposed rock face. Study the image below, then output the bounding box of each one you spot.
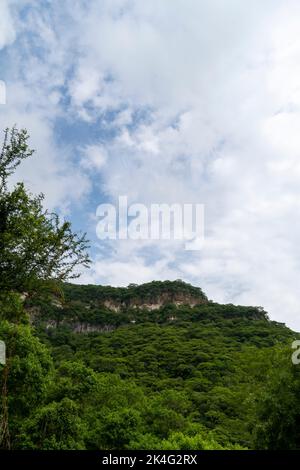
[103,291,206,312]
[26,280,210,334]
[103,300,121,312]
[25,280,270,335]
[51,299,63,309]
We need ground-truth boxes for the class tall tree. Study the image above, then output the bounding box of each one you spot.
[0,128,90,293]
[0,127,90,448]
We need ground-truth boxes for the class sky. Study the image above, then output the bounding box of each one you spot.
[1,0,300,330]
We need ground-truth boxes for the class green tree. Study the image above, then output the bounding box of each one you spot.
[0,127,91,449]
[0,314,53,449]
[17,398,86,450]
[0,128,90,293]
[253,347,300,449]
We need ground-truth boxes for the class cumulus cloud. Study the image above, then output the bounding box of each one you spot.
[0,1,91,212]
[1,0,300,329]
[81,144,108,171]
[0,0,15,49]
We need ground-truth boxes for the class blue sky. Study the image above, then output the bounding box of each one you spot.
[1,0,300,330]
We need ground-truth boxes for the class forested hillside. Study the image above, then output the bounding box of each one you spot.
[1,129,300,451]
[18,280,297,450]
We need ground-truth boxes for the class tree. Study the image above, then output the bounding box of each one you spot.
[0,311,53,449]
[17,398,86,450]
[0,128,90,293]
[0,128,33,192]
[0,127,91,448]
[253,347,300,449]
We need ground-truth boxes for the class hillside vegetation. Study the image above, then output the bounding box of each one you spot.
[1,128,300,451]
[20,280,298,450]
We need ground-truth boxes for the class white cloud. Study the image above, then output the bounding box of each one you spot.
[2,0,300,329]
[74,0,300,330]
[79,255,176,287]
[0,81,91,213]
[81,144,108,171]
[0,1,15,49]
[0,1,92,212]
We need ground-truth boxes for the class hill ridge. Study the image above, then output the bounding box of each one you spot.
[25,280,272,334]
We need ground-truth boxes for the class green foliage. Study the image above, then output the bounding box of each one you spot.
[3,283,300,450]
[0,127,90,448]
[61,279,208,309]
[0,128,33,192]
[0,316,53,448]
[18,398,86,450]
[1,126,300,450]
[253,347,300,449]
[25,285,298,450]
[159,430,232,450]
[0,128,90,293]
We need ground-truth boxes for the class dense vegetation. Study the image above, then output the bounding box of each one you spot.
[26,286,297,450]
[63,280,208,305]
[1,128,300,450]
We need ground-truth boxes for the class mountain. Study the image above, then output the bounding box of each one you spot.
[27,280,268,332]
[19,280,298,449]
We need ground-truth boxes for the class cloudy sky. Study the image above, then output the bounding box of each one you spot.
[1,0,300,330]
